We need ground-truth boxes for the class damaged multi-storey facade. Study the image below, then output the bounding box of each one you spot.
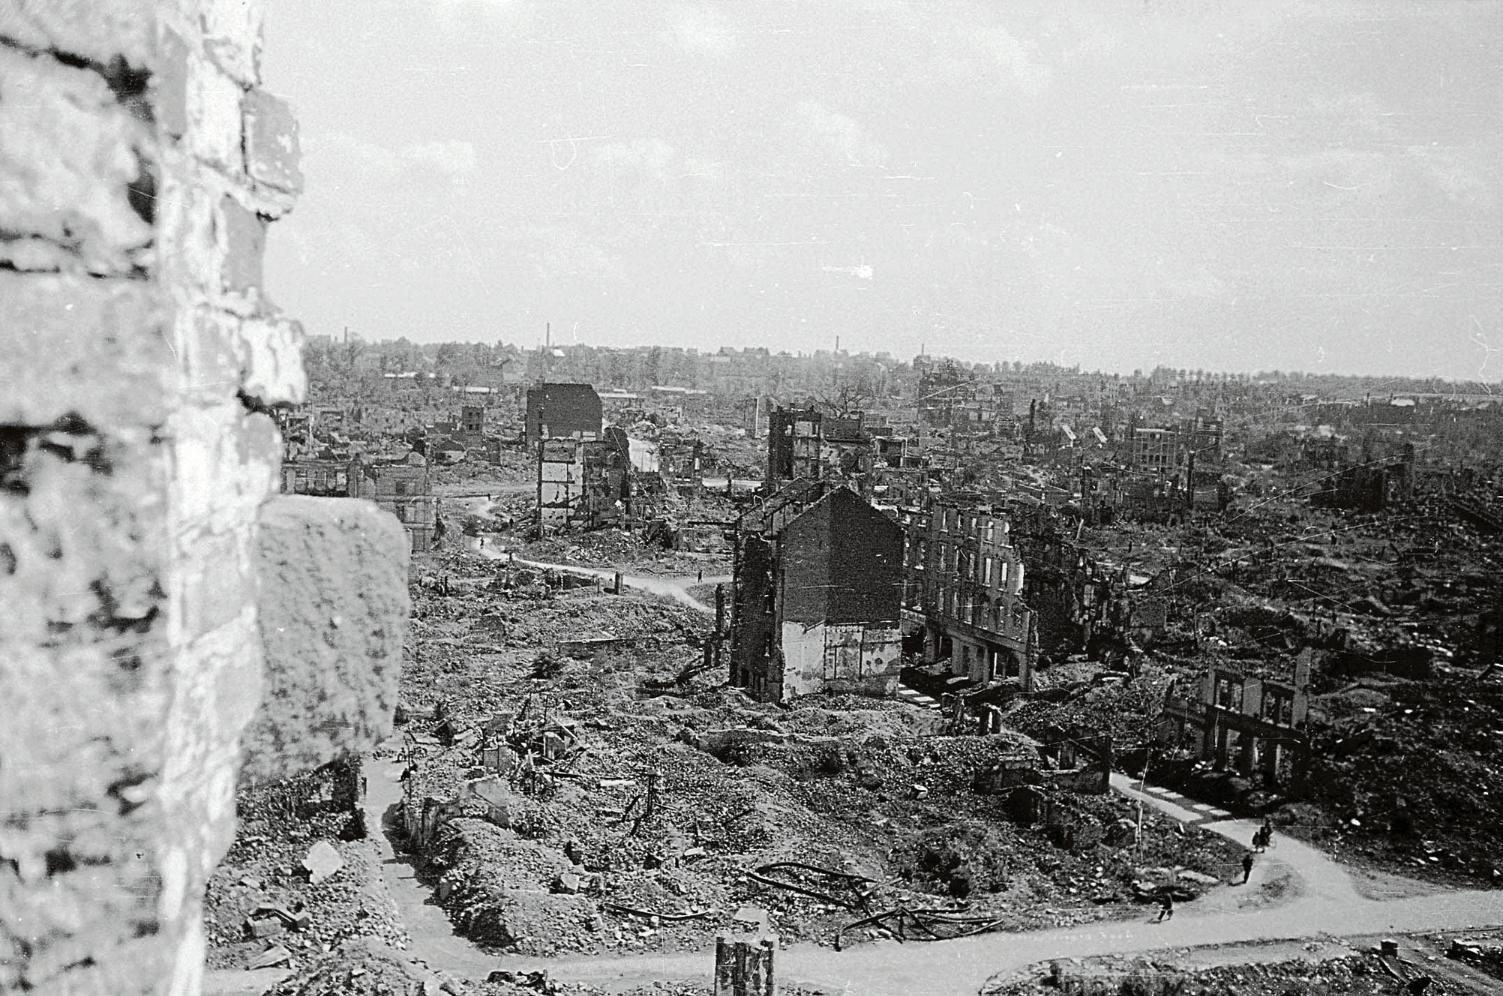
[528,381,614,534]
[903,497,1038,691]
[282,451,436,552]
[538,426,651,534]
[353,453,437,552]
[728,482,905,702]
[766,406,873,488]
[1158,654,1313,785]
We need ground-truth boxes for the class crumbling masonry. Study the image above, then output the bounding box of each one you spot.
[1,4,406,994]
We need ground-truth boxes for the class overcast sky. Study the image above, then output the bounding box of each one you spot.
[263,0,1503,380]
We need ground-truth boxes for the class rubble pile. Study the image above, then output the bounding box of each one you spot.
[1008,664,1176,748]
[258,937,467,996]
[1290,677,1503,884]
[983,950,1394,996]
[1447,932,1503,982]
[1017,483,1503,887]
[430,449,535,491]
[205,775,405,971]
[385,564,1244,957]
[516,530,729,577]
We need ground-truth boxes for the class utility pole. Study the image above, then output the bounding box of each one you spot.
[1134,747,1152,859]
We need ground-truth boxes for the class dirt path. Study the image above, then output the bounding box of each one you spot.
[503,885,1503,996]
[1110,773,1362,906]
[362,749,503,978]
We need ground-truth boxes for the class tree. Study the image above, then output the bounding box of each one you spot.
[814,368,879,416]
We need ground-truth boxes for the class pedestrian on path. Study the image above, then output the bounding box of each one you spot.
[1241,851,1254,884]
[1262,816,1275,849]
[1251,829,1264,853]
[1154,891,1174,922]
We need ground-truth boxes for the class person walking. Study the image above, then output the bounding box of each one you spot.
[1155,891,1174,922]
[1241,851,1255,884]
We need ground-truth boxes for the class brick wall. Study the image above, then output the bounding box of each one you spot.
[0,3,400,993]
[779,489,903,627]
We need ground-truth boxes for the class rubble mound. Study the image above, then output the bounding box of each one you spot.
[259,937,465,996]
[427,819,597,954]
[897,821,1012,897]
[206,770,405,970]
[1289,677,1503,884]
[984,951,1393,996]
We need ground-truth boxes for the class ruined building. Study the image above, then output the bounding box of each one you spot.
[1126,425,1182,474]
[914,360,1017,463]
[282,451,436,552]
[0,5,407,992]
[460,401,486,441]
[537,427,640,534]
[1312,445,1416,512]
[524,381,603,451]
[729,483,905,702]
[351,452,437,551]
[904,498,1037,691]
[1158,654,1313,785]
[766,406,873,488]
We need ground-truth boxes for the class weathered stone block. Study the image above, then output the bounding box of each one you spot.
[168,405,279,539]
[184,50,245,172]
[218,194,264,293]
[154,180,265,314]
[175,306,242,400]
[243,496,409,782]
[156,27,192,138]
[0,441,173,992]
[0,273,171,427]
[243,88,302,195]
[198,0,266,85]
[238,314,307,407]
[0,0,156,69]
[0,47,155,275]
[179,530,251,638]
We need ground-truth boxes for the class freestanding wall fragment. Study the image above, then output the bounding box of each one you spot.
[242,495,410,783]
[714,936,777,996]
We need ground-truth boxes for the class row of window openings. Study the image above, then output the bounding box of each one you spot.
[909,583,1024,632]
[912,543,1014,587]
[931,511,1008,542]
[1213,677,1297,726]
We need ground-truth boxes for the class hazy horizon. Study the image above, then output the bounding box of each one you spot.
[263,1,1503,382]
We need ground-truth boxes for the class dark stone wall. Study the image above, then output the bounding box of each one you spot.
[525,383,603,448]
[780,489,903,626]
[729,535,775,690]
